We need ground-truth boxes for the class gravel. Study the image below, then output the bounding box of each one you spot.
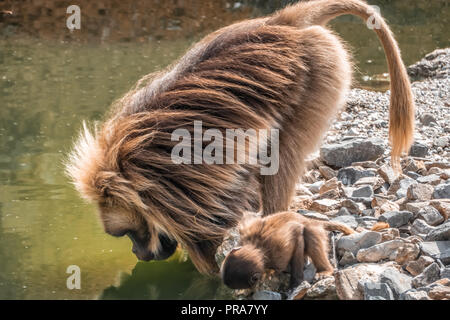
[216,48,450,300]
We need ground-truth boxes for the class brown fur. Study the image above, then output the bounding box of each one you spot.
[66,0,414,274]
[371,221,390,231]
[221,211,355,289]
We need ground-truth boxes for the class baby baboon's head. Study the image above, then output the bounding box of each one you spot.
[221,245,265,289]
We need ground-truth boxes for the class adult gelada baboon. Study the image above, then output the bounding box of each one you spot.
[66,0,414,274]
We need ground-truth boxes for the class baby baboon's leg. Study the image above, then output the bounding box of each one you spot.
[304,226,334,278]
[288,226,306,288]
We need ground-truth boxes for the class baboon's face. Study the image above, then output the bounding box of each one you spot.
[98,203,178,261]
[221,249,263,289]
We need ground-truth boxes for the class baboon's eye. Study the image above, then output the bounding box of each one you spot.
[250,273,261,285]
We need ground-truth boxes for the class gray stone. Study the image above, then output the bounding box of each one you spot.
[352,185,374,198]
[380,228,401,242]
[406,171,421,180]
[318,177,339,195]
[252,290,282,300]
[425,162,450,170]
[400,289,431,300]
[435,136,449,148]
[433,184,450,199]
[355,176,383,188]
[388,176,417,199]
[356,216,379,229]
[337,207,351,216]
[310,199,340,213]
[352,161,378,169]
[378,165,396,184]
[380,267,413,298]
[427,285,450,300]
[349,197,373,207]
[307,181,324,194]
[298,210,330,221]
[340,199,366,215]
[320,138,385,168]
[337,230,381,256]
[419,206,445,226]
[305,277,337,300]
[420,241,450,265]
[332,215,358,229]
[407,183,434,201]
[405,256,435,276]
[318,166,337,180]
[378,211,413,228]
[409,141,429,158]
[405,202,429,215]
[420,113,438,126]
[412,262,441,288]
[418,278,450,300]
[339,251,357,266]
[287,281,311,300]
[356,239,419,264]
[361,209,375,217]
[417,174,442,186]
[440,267,450,280]
[374,184,390,196]
[403,158,426,174]
[411,219,435,236]
[303,260,317,283]
[335,262,398,300]
[363,281,394,300]
[426,221,450,241]
[295,184,313,196]
[337,167,376,186]
[407,48,450,80]
[367,296,386,300]
[430,200,450,222]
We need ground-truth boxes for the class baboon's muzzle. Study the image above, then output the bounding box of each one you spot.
[129,232,178,261]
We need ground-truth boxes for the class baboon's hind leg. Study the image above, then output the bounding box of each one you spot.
[260,27,351,216]
[260,132,306,215]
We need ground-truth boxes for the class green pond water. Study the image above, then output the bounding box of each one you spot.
[0,1,449,299]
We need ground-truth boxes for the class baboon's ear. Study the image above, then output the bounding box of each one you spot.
[94,171,147,210]
[250,273,261,286]
[95,171,118,199]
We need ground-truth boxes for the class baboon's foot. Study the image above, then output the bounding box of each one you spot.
[314,270,334,281]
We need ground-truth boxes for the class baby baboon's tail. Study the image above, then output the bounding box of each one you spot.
[268,0,415,170]
[323,221,355,235]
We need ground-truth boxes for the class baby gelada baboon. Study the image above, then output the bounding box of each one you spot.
[221,211,354,289]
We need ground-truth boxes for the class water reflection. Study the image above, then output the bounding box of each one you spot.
[100,251,233,300]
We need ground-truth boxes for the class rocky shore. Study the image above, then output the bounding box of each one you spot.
[216,48,450,300]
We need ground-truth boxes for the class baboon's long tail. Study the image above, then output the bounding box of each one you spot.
[268,0,415,170]
[323,221,355,235]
